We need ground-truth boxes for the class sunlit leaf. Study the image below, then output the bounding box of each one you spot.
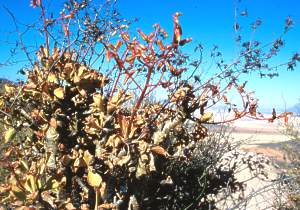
[65,202,77,210]
[4,84,15,95]
[83,150,94,166]
[3,147,13,159]
[136,159,147,179]
[20,160,29,171]
[200,112,213,122]
[0,184,10,194]
[4,127,16,143]
[87,169,102,187]
[0,98,4,108]
[117,153,131,166]
[47,72,58,83]
[53,87,64,99]
[92,93,105,111]
[24,175,37,193]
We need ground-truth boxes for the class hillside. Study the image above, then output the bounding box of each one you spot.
[288,102,300,114]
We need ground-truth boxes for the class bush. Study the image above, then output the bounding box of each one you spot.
[281,110,300,209]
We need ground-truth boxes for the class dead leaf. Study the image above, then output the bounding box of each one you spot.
[136,159,147,179]
[47,72,58,83]
[54,87,64,99]
[151,146,168,156]
[117,153,131,166]
[99,203,116,209]
[60,155,72,166]
[87,169,102,187]
[106,50,112,62]
[65,203,77,210]
[83,150,94,166]
[200,112,213,122]
[73,157,86,172]
[49,118,57,128]
[0,97,4,108]
[92,93,105,111]
[4,84,15,95]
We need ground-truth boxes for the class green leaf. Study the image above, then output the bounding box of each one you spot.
[10,186,26,201]
[4,127,16,143]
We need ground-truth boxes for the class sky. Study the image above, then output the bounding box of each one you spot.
[0,0,299,111]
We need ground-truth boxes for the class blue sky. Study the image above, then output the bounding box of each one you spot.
[0,0,299,110]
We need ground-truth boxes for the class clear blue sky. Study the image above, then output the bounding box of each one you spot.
[0,0,299,110]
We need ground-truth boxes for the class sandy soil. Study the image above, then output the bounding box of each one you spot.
[231,118,289,142]
[223,118,292,210]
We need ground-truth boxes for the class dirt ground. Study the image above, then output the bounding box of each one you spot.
[231,118,290,160]
[226,118,293,210]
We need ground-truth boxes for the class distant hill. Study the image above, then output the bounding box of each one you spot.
[288,102,300,114]
[0,78,13,84]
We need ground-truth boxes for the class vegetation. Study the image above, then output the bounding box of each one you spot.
[281,108,300,209]
[0,0,298,209]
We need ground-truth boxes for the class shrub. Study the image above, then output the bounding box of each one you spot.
[281,109,300,209]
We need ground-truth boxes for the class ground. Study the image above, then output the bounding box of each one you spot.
[225,117,293,210]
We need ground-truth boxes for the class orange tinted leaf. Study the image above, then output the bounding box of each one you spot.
[121,32,130,41]
[63,25,69,36]
[249,104,257,116]
[138,43,147,51]
[151,146,168,156]
[64,11,74,19]
[106,50,111,62]
[125,55,135,65]
[223,95,229,103]
[65,203,77,210]
[284,114,289,124]
[3,147,13,159]
[148,32,155,40]
[156,40,165,51]
[114,40,122,51]
[137,29,148,41]
[99,203,115,208]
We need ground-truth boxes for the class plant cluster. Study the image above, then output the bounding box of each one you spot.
[281,111,300,209]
